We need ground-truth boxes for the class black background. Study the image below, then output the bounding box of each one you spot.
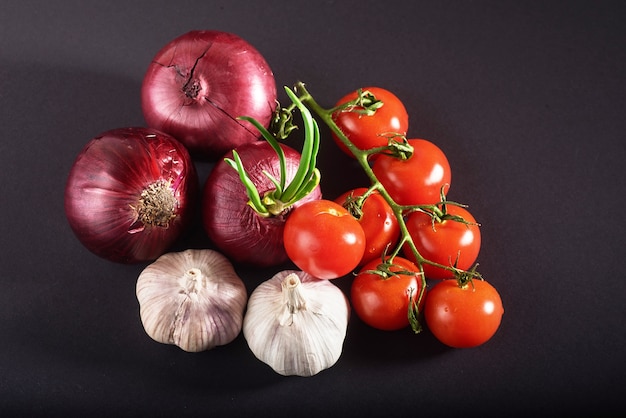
[1,1,625,416]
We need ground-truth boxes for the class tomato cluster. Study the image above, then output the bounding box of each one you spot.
[283,85,504,348]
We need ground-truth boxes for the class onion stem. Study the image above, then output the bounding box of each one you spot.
[226,86,321,217]
[224,151,270,216]
[280,87,320,204]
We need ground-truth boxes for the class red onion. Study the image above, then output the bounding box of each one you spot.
[65,127,198,264]
[202,141,322,267]
[141,30,278,159]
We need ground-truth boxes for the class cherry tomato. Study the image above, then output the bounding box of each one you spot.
[334,188,400,266]
[331,87,409,158]
[403,204,481,280]
[351,257,425,331]
[424,279,504,348]
[283,199,366,279]
[372,138,451,206]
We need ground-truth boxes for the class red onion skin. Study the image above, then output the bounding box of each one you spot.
[65,127,198,264]
[141,30,277,160]
[202,141,322,268]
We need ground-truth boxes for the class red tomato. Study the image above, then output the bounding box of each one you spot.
[424,279,504,348]
[403,204,481,279]
[351,257,425,331]
[331,87,409,158]
[334,188,400,266]
[372,138,451,206]
[283,199,366,279]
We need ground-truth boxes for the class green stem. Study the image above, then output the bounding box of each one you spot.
[238,115,287,193]
[226,85,321,217]
[280,87,320,204]
[224,151,270,216]
[292,81,481,328]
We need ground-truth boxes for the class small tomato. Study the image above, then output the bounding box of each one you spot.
[283,199,366,279]
[424,279,504,348]
[351,257,425,331]
[334,188,400,266]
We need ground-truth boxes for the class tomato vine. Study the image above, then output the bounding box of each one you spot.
[272,81,484,332]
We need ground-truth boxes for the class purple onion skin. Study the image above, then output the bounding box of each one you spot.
[65,127,198,264]
[141,30,278,160]
[202,141,322,268]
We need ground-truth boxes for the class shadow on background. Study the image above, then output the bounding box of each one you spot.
[0,61,450,417]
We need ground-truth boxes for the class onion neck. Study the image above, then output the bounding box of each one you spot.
[261,191,289,217]
[130,179,177,233]
[183,78,202,99]
[181,47,208,100]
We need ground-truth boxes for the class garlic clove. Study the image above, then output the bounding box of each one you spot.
[136,249,247,352]
[243,270,350,376]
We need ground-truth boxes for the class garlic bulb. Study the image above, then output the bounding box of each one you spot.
[243,270,350,376]
[136,249,247,352]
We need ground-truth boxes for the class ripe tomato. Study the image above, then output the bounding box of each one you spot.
[351,257,425,331]
[283,199,366,279]
[403,204,481,279]
[424,279,504,348]
[331,87,409,158]
[334,188,400,266]
[372,138,451,206]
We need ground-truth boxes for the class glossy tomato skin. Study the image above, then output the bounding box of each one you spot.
[424,279,504,348]
[372,139,451,206]
[403,205,481,279]
[334,188,400,266]
[283,199,366,279]
[331,87,408,158]
[351,257,425,331]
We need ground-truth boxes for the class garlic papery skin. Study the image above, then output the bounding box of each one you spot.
[243,270,350,377]
[136,249,247,352]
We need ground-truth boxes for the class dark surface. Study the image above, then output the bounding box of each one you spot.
[1,1,625,416]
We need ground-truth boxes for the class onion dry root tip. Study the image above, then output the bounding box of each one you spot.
[133,179,177,229]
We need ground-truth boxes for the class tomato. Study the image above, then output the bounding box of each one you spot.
[372,138,451,206]
[351,257,425,331]
[424,279,504,348]
[331,87,409,158]
[283,199,366,279]
[334,188,400,266]
[403,204,480,280]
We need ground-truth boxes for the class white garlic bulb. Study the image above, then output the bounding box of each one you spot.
[243,270,350,377]
[136,249,247,352]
